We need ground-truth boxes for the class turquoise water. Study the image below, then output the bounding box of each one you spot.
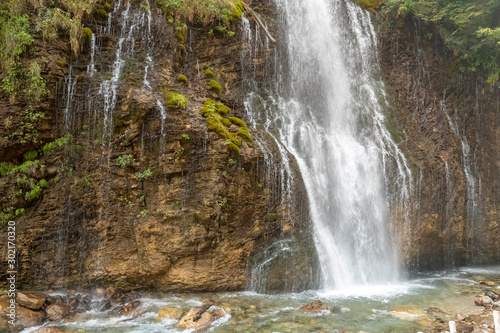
[21,266,500,333]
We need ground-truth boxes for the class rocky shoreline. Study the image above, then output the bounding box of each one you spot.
[0,278,499,332]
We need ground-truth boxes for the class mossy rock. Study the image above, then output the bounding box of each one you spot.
[226,141,240,155]
[95,8,109,19]
[204,69,215,78]
[202,64,210,70]
[83,27,92,41]
[233,1,245,18]
[166,93,188,109]
[177,74,188,84]
[356,0,380,12]
[209,80,222,94]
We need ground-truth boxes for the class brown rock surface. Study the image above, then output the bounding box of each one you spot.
[46,303,70,321]
[178,308,213,330]
[299,300,329,313]
[16,306,46,327]
[17,292,47,310]
[33,328,64,333]
[158,307,183,320]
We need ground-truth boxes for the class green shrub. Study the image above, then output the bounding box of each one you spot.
[23,150,38,161]
[0,162,15,176]
[177,74,188,84]
[166,93,188,109]
[38,178,48,188]
[40,135,71,156]
[25,185,42,202]
[116,154,135,168]
[208,80,222,94]
[135,169,153,180]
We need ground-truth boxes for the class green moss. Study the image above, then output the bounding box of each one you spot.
[226,141,240,155]
[166,93,188,109]
[228,117,245,127]
[209,80,222,94]
[204,69,215,78]
[216,102,230,114]
[104,3,112,11]
[177,74,188,84]
[38,178,48,188]
[25,185,42,202]
[0,162,15,176]
[356,0,380,12]
[233,1,245,18]
[202,64,210,70]
[83,27,93,41]
[0,206,25,225]
[23,150,38,161]
[221,118,232,127]
[56,59,64,67]
[40,135,71,156]
[237,127,253,143]
[95,9,109,19]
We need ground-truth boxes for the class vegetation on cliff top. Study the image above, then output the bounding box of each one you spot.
[380,0,500,84]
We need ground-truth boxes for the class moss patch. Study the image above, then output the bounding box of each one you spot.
[208,80,222,94]
[83,27,93,41]
[166,93,188,109]
[177,74,188,84]
[200,99,253,154]
[204,69,215,78]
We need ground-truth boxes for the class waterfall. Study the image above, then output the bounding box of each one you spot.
[243,0,412,290]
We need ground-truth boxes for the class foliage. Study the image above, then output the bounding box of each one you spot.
[382,0,500,84]
[155,0,244,26]
[166,92,188,109]
[25,185,42,201]
[23,150,38,161]
[137,209,148,218]
[181,133,190,140]
[40,135,71,156]
[116,154,136,168]
[0,206,25,225]
[135,169,153,180]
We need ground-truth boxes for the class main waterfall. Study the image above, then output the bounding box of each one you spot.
[245,0,412,290]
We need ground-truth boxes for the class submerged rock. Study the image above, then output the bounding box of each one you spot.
[299,300,329,313]
[33,328,64,333]
[178,308,213,329]
[17,292,47,310]
[211,308,226,319]
[46,303,70,321]
[388,307,422,321]
[479,281,495,286]
[158,307,183,320]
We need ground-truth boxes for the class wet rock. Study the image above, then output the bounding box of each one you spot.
[178,308,213,329]
[94,288,105,298]
[158,307,182,320]
[417,318,434,327]
[299,300,329,313]
[68,297,80,311]
[33,328,64,333]
[105,287,115,299]
[17,306,46,327]
[46,303,70,321]
[120,300,142,316]
[479,281,495,286]
[485,290,499,300]
[474,296,493,307]
[17,292,47,310]
[211,308,226,320]
[456,323,473,333]
[456,313,467,321]
[46,295,65,305]
[94,299,111,312]
[388,307,421,321]
[425,307,445,314]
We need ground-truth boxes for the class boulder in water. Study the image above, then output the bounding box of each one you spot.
[46,303,70,321]
[456,323,473,332]
[158,307,182,320]
[120,300,142,316]
[17,292,47,310]
[94,299,112,312]
[299,300,329,313]
[178,308,213,329]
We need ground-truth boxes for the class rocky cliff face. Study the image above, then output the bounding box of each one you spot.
[0,0,317,292]
[378,14,500,270]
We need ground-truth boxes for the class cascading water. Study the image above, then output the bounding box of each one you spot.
[244,0,412,290]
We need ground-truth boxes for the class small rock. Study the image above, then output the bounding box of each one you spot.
[178,308,213,329]
[94,288,105,298]
[479,281,495,286]
[455,313,466,321]
[474,296,493,307]
[94,299,111,312]
[158,307,182,320]
[105,287,115,299]
[211,309,226,320]
[17,292,47,310]
[120,300,142,316]
[16,306,46,327]
[299,300,329,313]
[33,328,64,333]
[456,323,473,333]
[485,290,499,300]
[46,295,65,305]
[46,303,70,321]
